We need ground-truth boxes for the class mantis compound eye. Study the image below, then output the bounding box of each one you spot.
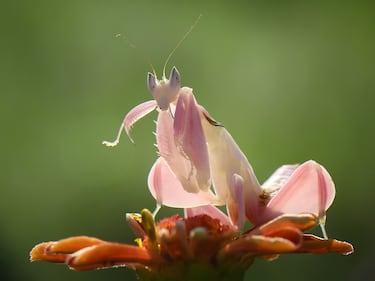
[169,66,181,89]
[147,72,157,94]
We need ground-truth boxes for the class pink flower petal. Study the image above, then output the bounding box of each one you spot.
[148,157,217,208]
[259,160,336,224]
[126,213,146,239]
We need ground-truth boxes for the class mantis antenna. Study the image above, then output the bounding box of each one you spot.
[116,33,157,77]
[162,14,202,79]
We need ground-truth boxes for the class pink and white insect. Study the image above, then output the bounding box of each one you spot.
[102,66,335,237]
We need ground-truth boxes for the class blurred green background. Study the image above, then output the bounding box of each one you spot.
[1,0,374,280]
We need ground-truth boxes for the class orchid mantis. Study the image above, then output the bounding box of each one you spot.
[102,67,335,237]
[102,67,262,214]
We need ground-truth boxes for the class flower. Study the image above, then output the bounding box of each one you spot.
[30,207,353,281]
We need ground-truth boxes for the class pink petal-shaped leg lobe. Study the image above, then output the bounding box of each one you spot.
[258,160,335,225]
[173,87,211,192]
[185,205,234,228]
[261,164,299,197]
[148,157,217,208]
[156,106,208,194]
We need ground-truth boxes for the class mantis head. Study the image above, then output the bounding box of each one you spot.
[147,66,181,111]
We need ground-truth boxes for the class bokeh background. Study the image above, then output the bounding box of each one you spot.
[1,0,374,280]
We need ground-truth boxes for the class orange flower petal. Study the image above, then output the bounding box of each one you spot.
[30,242,67,263]
[220,234,299,260]
[248,213,317,236]
[297,234,354,255]
[47,236,105,254]
[67,242,163,271]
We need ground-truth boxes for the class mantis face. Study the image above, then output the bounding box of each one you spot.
[147,66,181,111]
